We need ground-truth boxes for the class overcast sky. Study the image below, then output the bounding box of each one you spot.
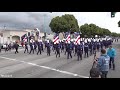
[0,12,120,33]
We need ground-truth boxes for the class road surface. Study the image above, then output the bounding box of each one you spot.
[0,41,119,78]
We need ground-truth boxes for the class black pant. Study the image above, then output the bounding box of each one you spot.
[64,49,67,55]
[74,49,77,56]
[0,49,1,53]
[72,48,74,53]
[54,49,57,54]
[67,51,72,59]
[5,48,8,52]
[15,48,18,54]
[37,48,41,55]
[84,51,88,58]
[52,47,55,52]
[89,49,92,56]
[61,48,64,53]
[24,47,28,53]
[77,52,82,60]
[109,57,115,70]
[34,47,37,52]
[93,48,96,54]
[56,50,60,58]
[101,71,108,78]
[47,50,50,56]
[29,48,34,54]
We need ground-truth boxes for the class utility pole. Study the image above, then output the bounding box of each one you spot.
[3,25,6,44]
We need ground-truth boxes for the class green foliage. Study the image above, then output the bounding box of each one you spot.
[49,14,79,33]
[111,32,119,37]
[80,23,112,37]
[49,14,119,37]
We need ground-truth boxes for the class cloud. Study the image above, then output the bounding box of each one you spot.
[0,12,120,34]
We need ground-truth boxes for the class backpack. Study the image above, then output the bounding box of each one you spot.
[90,68,101,78]
[89,61,101,78]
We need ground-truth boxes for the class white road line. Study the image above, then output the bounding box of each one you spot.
[0,56,89,78]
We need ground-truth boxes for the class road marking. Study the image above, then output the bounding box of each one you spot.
[0,56,89,78]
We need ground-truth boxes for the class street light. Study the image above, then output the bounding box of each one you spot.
[3,25,6,44]
[43,14,46,38]
[111,12,116,18]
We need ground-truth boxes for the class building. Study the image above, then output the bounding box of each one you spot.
[0,29,55,44]
[0,29,33,44]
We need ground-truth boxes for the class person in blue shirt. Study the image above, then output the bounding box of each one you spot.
[70,41,73,53]
[89,42,92,56]
[97,41,100,52]
[29,40,34,54]
[37,40,42,55]
[61,41,64,53]
[84,43,89,58]
[74,43,77,56]
[93,42,97,54]
[24,42,29,53]
[64,42,68,55]
[95,49,110,78]
[107,45,116,70]
[56,43,60,58]
[33,41,37,52]
[71,41,74,53]
[67,41,72,59]
[77,42,82,61]
[41,41,44,52]
[46,42,51,56]
[100,40,104,50]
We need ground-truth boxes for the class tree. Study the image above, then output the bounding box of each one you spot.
[111,32,118,37]
[80,23,112,38]
[49,16,66,33]
[80,23,91,37]
[89,23,97,37]
[102,28,111,36]
[49,14,79,33]
[118,33,120,37]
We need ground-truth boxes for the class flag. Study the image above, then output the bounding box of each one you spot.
[21,34,26,40]
[53,33,59,44]
[75,35,80,44]
[23,34,28,42]
[74,32,80,44]
[65,32,71,43]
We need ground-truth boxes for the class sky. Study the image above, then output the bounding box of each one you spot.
[0,12,120,33]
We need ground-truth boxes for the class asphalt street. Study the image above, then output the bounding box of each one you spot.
[0,41,119,78]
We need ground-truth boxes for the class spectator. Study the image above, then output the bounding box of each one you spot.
[95,49,110,78]
[107,45,116,70]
